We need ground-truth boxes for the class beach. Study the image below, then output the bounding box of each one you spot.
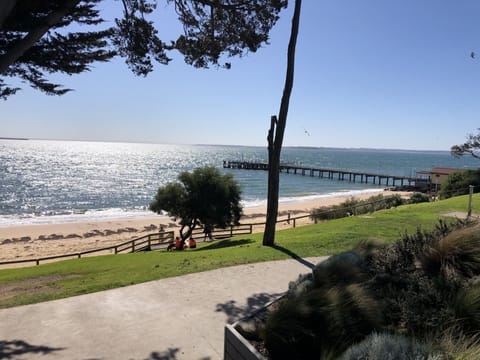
[0,190,410,263]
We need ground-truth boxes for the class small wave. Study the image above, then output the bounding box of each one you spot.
[0,207,159,227]
[0,189,386,227]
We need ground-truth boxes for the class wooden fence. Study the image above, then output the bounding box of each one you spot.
[0,231,174,267]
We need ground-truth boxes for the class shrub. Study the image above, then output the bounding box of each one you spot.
[338,332,442,360]
[440,169,480,199]
[408,192,430,204]
[421,223,480,280]
[454,285,480,333]
[312,250,370,290]
[263,284,383,359]
[309,194,406,222]
[436,326,480,359]
[261,220,480,359]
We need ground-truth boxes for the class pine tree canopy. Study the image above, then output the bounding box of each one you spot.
[0,0,287,99]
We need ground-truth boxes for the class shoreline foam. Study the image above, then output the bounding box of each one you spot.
[0,188,386,228]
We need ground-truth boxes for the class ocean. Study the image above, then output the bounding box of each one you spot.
[1,139,478,226]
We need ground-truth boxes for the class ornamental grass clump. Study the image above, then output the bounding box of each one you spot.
[263,284,383,359]
[421,223,480,280]
[261,219,480,359]
[338,332,442,360]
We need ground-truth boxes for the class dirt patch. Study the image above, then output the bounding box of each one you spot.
[443,212,480,220]
[0,274,81,302]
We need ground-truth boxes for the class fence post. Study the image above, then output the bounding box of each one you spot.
[468,185,474,218]
[36,259,40,266]
[230,226,233,237]
[293,218,296,228]
[132,241,135,253]
[250,224,253,234]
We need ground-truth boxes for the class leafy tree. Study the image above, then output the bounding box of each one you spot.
[0,0,287,99]
[440,169,480,199]
[451,129,480,160]
[149,166,242,248]
[263,0,302,246]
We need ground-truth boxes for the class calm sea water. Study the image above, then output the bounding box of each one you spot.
[1,139,478,226]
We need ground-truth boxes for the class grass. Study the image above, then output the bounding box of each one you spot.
[0,193,478,309]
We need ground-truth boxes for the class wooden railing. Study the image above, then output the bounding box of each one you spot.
[0,231,174,267]
[191,224,253,239]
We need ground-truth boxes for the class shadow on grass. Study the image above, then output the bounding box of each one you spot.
[196,239,254,251]
[271,244,316,269]
[216,292,284,324]
[0,340,65,359]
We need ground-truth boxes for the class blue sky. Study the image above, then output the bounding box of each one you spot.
[2,0,480,150]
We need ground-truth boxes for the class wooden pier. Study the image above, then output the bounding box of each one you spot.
[223,160,429,188]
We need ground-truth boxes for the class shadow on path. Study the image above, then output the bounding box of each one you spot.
[271,245,316,269]
[144,348,180,360]
[216,292,284,324]
[143,348,211,360]
[0,340,65,359]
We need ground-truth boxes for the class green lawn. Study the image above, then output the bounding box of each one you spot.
[0,193,478,309]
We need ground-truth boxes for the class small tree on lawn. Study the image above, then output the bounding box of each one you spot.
[149,166,242,248]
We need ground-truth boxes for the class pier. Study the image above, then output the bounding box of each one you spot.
[223,160,429,188]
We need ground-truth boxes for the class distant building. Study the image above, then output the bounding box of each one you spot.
[416,167,465,191]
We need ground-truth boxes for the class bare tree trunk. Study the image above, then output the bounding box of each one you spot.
[0,0,17,30]
[0,0,80,75]
[263,0,302,246]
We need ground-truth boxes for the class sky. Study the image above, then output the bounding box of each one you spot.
[2,0,480,151]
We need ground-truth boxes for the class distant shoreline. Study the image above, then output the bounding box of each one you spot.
[0,137,28,141]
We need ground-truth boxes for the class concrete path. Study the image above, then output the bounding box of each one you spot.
[0,257,326,360]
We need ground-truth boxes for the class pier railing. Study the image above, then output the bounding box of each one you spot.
[223,160,429,188]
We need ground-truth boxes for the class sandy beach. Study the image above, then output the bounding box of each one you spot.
[0,190,410,263]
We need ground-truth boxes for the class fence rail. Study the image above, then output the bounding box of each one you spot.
[0,231,174,267]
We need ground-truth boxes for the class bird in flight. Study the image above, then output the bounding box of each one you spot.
[304,129,311,136]
[471,52,476,59]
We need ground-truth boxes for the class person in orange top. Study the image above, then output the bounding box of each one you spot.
[167,236,184,251]
[175,236,184,250]
[188,237,197,249]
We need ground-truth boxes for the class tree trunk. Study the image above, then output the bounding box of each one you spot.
[0,0,81,75]
[263,0,302,246]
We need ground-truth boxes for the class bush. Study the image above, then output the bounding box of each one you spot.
[309,194,406,222]
[263,284,383,359]
[262,220,480,359]
[421,223,480,280]
[440,169,480,199]
[408,192,430,204]
[454,285,480,333]
[338,332,441,360]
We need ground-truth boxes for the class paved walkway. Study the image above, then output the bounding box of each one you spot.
[0,257,326,360]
